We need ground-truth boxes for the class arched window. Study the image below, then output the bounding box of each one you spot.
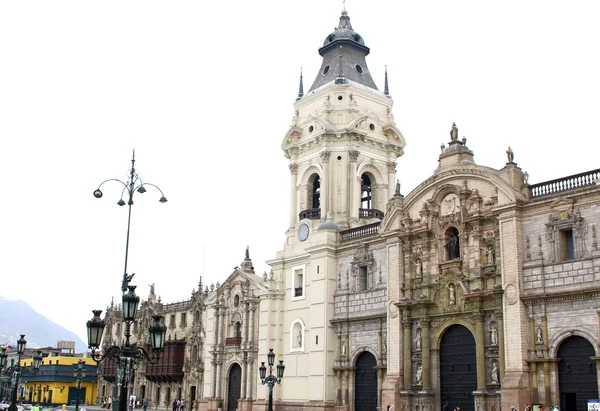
[299,173,321,220]
[235,321,242,339]
[360,173,372,209]
[312,175,321,210]
[445,227,461,260]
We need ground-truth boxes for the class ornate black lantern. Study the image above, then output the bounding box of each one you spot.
[86,310,106,349]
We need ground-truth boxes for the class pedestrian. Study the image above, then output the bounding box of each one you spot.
[179,399,184,411]
[108,397,112,409]
[550,406,559,411]
[8,401,17,411]
[172,399,178,411]
[142,399,148,411]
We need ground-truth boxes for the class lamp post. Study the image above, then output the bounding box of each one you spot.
[73,360,86,411]
[0,335,43,403]
[259,349,285,411]
[86,152,168,411]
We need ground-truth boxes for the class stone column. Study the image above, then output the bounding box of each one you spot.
[240,358,247,400]
[335,369,342,405]
[498,208,531,409]
[243,302,249,345]
[349,150,360,220]
[216,308,226,399]
[210,306,220,398]
[475,312,486,390]
[289,164,298,228]
[531,362,539,404]
[387,161,396,206]
[402,315,412,389]
[249,304,255,347]
[344,369,350,405]
[422,318,431,390]
[246,359,254,401]
[320,150,330,216]
[543,361,551,406]
[497,312,505,379]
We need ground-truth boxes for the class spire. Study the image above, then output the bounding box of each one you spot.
[296,68,304,101]
[384,65,390,97]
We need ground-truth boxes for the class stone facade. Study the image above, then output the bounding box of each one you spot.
[96,8,600,411]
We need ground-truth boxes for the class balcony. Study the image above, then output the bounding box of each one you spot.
[144,339,185,383]
[359,208,384,219]
[530,168,600,198]
[299,208,321,220]
[294,287,303,297]
[225,337,242,346]
[341,222,381,242]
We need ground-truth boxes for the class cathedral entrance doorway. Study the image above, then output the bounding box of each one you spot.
[354,351,378,411]
[440,325,477,411]
[557,336,598,411]
[227,363,242,411]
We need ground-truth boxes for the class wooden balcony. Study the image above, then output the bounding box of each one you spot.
[144,339,185,383]
[225,337,242,346]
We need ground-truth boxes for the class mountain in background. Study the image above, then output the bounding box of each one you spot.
[0,296,86,353]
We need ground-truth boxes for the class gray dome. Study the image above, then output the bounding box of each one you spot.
[318,218,340,231]
[308,10,378,93]
[321,10,365,47]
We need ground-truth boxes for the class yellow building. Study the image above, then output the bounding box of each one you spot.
[20,356,98,406]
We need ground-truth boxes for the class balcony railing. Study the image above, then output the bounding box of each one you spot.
[359,208,385,219]
[294,287,303,297]
[341,222,380,242]
[225,336,242,345]
[530,168,600,198]
[299,208,321,220]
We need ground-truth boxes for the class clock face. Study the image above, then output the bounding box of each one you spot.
[298,224,309,242]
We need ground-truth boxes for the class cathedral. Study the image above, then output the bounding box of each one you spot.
[96,8,600,411]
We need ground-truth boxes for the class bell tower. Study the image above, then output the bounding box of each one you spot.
[262,8,406,408]
[282,9,405,231]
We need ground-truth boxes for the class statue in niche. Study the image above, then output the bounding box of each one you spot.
[489,325,498,346]
[341,339,346,357]
[447,232,460,260]
[536,327,543,344]
[297,330,302,347]
[486,244,495,265]
[415,328,422,350]
[491,362,499,384]
[416,363,423,384]
[448,284,456,305]
[415,259,423,277]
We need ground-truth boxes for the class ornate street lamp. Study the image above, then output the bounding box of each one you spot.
[73,360,86,411]
[259,349,285,411]
[87,152,168,411]
[0,336,43,403]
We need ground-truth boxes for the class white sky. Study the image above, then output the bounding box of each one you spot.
[1,1,598,346]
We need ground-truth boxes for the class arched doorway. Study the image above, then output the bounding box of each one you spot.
[355,351,378,411]
[558,336,598,411]
[440,325,477,411]
[227,363,242,411]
